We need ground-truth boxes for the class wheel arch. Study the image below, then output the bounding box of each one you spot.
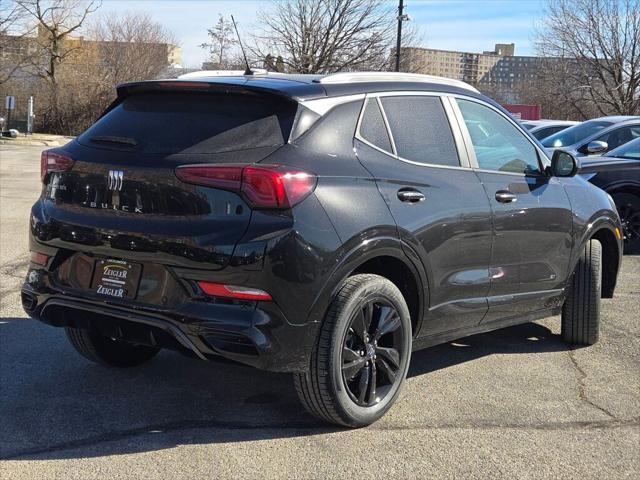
[574,217,622,299]
[590,227,620,298]
[605,182,640,197]
[306,237,428,338]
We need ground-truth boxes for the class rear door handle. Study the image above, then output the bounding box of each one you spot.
[397,189,425,203]
[495,190,517,203]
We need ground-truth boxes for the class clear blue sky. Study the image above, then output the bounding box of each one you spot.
[97,0,545,68]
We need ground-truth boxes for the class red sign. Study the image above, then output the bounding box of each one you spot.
[503,104,541,121]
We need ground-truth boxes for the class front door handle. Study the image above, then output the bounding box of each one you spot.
[397,189,425,203]
[495,190,517,203]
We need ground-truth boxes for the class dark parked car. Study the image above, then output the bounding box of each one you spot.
[542,116,640,157]
[23,72,623,427]
[580,137,640,253]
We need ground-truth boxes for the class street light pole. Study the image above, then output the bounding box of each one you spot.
[394,0,404,72]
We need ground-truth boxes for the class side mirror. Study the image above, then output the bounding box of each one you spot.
[551,150,579,177]
[586,140,608,154]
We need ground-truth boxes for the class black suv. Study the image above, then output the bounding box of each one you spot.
[579,136,640,254]
[23,72,623,427]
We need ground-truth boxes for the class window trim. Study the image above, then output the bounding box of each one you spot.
[375,96,397,156]
[354,91,471,170]
[449,94,551,177]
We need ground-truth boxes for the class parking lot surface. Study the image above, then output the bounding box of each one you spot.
[1,145,638,479]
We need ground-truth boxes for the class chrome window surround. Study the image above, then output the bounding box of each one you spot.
[297,89,551,178]
[354,91,472,171]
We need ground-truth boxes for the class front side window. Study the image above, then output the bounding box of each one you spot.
[380,96,460,167]
[607,137,640,159]
[456,99,541,175]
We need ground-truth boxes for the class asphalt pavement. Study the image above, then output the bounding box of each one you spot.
[1,145,638,479]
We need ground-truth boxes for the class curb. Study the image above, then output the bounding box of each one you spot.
[0,138,71,147]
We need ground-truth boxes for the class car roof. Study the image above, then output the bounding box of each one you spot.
[530,120,579,129]
[539,120,579,125]
[120,71,484,102]
[589,115,640,123]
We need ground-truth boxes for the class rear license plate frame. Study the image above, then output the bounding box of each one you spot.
[91,258,142,300]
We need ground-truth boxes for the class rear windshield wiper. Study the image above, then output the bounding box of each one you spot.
[89,135,138,147]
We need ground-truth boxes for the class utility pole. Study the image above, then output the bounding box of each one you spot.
[395,0,408,72]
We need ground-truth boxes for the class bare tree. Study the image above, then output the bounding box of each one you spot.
[250,0,399,74]
[91,11,176,84]
[536,0,640,116]
[200,14,237,69]
[16,0,100,85]
[0,0,34,83]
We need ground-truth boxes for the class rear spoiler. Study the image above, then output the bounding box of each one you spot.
[96,79,302,122]
[116,79,292,101]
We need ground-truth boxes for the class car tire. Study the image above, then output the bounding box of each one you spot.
[294,274,412,427]
[561,239,601,346]
[65,327,160,367]
[612,192,640,254]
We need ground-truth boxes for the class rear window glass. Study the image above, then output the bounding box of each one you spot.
[359,98,392,152]
[380,96,459,166]
[78,92,296,154]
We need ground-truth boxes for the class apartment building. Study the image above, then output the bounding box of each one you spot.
[400,43,539,88]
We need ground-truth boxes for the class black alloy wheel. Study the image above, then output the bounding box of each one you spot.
[294,274,412,427]
[341,299,404,407]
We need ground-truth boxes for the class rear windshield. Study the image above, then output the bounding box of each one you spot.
[542,120,612,148]
[78,92,296,154]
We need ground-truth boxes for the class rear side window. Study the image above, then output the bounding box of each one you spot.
[380,96,460,166]
[78,92,296,154]
[359,98,392,152]
[533,126,565,140]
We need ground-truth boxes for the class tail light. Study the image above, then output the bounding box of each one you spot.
[197,281,272,301]
[41,150,74,182]
[175,164,317,209]
[30,251,50,266]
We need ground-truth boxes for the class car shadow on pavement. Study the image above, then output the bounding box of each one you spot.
[0,317,568,461]
[407,321,567,378]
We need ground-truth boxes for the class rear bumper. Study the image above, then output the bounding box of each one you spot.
[21,271,318,373]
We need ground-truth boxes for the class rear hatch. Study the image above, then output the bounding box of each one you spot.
[39,85,298,271]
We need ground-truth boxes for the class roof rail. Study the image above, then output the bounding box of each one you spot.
[178,69,269,79]
[317,72,479,93]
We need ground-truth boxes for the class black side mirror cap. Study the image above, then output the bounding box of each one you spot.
[550,150,580,177]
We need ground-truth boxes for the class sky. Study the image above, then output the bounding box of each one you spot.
[96,0,546,68]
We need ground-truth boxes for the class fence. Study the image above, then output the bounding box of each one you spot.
[1,77,43,134]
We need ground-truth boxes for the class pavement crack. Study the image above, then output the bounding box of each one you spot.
[567,348,617,420]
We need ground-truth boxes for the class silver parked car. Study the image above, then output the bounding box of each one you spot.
[542,116,640,157]
[521,120,580,141]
